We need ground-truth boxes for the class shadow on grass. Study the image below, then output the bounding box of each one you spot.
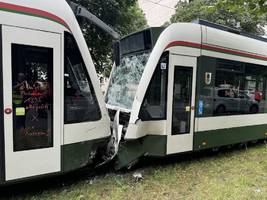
[0,163,116,200]
[0,140,265,199]
[0,170,92,199]
[119,140,266,173]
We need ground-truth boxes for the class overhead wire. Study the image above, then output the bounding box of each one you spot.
[142,0,176,10]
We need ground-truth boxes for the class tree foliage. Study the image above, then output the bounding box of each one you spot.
[72,0,147,74]
[222,0,267,15]
[170,0,267,35]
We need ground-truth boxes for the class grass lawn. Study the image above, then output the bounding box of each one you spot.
[1,142,267,200]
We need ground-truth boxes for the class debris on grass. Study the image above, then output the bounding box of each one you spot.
[255,188,261,193]
[133,172,144,182]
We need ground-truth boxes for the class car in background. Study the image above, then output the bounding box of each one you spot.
[214,88,259,114]
[243,90,263,102]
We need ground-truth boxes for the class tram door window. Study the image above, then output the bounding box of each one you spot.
[64,32,101,123]
[12,44,53,151]
[172,67,193,134]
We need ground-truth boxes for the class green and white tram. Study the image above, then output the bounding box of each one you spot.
[106,20,267,169]
[0,0,110,185]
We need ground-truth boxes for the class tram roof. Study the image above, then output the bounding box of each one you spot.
[194,19,267,43]
[0,0,78,32]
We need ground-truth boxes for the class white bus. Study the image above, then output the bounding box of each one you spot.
[0,0,110,184]
[106,20,267,169]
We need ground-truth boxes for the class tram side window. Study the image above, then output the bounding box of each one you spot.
[139,52,168,120]
[198,57,267,117]
[64,32,101,123]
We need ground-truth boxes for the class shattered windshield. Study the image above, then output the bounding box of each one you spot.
[106,52,150,110]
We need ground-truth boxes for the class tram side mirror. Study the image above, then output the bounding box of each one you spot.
[113,42,120,66]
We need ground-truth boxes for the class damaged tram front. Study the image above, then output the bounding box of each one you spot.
[105,27,168,169]
[106,21,267,169]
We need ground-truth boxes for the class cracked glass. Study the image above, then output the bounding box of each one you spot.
[106,52,150,110]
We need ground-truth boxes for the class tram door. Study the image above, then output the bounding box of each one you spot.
[167,54,196,154]
[2,26,61,181]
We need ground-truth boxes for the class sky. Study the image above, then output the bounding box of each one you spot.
[138,0,179,27]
